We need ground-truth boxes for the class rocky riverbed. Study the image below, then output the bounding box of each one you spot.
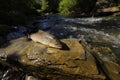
[0,14,120,80]
[0,37,120,80]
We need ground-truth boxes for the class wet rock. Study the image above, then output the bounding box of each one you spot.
[0,37,120,80]
[25,75,41,80]
[0,37,119,80]
[92,46,117,62]
[103,61,120,80]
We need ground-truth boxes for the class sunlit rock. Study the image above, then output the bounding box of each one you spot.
[25,75,40,80]
[0,37,106,79]
[98,7,120,13]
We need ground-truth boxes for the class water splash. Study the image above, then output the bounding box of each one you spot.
[63,17,103,24]
[79,28,120,44]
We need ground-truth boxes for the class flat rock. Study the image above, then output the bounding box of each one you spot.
[0,37,106,79]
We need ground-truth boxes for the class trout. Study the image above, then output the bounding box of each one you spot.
[29,30,62,49]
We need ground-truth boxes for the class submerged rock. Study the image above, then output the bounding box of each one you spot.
[0,37,120,80]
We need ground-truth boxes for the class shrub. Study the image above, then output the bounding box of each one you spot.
[36,0,48,13]
[37,0,60,14]
[58,0,97,17]
[58,0,78,17]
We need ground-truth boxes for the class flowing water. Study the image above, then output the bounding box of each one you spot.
[7,15,120,64]
[41,15,120,64]
[6,15,120,64]
[2,15,120,80]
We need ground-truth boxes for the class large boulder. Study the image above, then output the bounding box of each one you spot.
[0,37,120,80]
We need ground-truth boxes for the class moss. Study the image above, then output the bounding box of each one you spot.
[38,0,48,13]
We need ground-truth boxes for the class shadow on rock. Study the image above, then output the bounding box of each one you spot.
[0,41,11,48]
[7,53,22,68]
[60,42,70,50]
[7,53,21,61]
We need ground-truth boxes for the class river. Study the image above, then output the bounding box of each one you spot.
[38,15,120,64]
[1,15,120,80]
[6,15,120,64]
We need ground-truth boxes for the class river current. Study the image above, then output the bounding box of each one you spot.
[62,16,120,64]
[6,15,120,64]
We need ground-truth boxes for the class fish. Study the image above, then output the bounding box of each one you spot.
[29,30,62,49]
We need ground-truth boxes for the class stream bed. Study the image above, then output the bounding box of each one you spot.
[1,15,120,80]
[35,15,120,64]
[3,15,120,64]
[5,15,120,64]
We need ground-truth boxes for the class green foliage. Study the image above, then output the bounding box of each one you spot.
[36,0,48,13]
[118,4,120,8]
[58,0,78,17]
[58,0,97,17]
[37,0,60,14]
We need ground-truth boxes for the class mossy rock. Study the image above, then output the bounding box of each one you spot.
[0,37,106,80]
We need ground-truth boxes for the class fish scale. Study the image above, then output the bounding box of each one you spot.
[30,30,62,49]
